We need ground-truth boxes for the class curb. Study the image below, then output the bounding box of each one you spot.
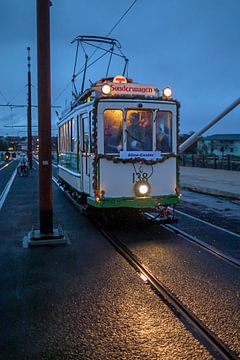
[180,183,240,200]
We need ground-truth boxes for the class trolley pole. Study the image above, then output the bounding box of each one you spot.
[27,47,32,169]
[37,0,53,234]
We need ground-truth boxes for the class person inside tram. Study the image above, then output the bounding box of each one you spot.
[127,111,152,151]
[104,112,123,153]
[156,130,170,152]
[156,112,171,153]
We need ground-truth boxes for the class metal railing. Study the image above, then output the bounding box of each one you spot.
[179,154,240,171]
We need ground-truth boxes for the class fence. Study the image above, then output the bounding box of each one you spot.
[179,154,240,171]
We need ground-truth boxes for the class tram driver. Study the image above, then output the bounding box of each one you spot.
[126,111,152,151]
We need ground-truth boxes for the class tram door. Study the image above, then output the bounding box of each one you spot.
[80,114,91,194]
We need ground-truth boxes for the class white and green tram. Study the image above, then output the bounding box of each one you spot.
[58,75,180,222]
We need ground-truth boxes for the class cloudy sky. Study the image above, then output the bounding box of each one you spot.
[0,0,239,136]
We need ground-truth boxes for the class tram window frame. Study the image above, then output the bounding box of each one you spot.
[155,110,172,153]
[69,119,74,153]
[126,109,153,152]
[72,118,78,154]
[63,123,66,152]
[65,122,69,152]
[58,127,60,151]
[82,115,90,153]
[68,120,71,152]
[89,111,93,153]
[104,109,123,154]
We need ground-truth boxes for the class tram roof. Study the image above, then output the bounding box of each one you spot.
[60,76,177,120]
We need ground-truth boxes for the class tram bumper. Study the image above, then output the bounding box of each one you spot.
[87,194,180,209]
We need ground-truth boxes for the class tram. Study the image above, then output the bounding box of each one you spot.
[58,76,180,221]
[57,37,180,223]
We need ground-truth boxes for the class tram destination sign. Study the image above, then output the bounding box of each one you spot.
[107,82,159,97]
[120,151,162,159]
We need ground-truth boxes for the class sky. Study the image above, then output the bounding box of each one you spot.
[0,0,239,137]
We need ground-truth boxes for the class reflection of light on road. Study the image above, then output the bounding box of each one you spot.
[140,273,148,282]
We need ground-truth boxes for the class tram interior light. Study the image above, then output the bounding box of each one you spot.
[102,84,111,95]
[162,87,172,98]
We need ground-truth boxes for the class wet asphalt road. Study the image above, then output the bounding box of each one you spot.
[177,189,240,235]
[108,222,240,356]
[0,160,18,195]
[0,167,213,359]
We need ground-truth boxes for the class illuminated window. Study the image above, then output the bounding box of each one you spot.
[126,110,153,151]
[156,111,172,153]
[82,116,90,152]
[104,110,123,154]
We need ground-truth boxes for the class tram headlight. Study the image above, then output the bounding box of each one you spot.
[102,84,111,95]
[134,181,151,197]
[162,87,172,98]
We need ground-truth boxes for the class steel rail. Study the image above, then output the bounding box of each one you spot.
[145,212,240,269]
[174,209,240,239]
[49,173,238,359]
[99,227,238,360]
[45,161,239,359]
[165,224,240,269]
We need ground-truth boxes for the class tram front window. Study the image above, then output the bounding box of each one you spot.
[104,109,123,154]
[156,111,172,153]
[126,110,153,151]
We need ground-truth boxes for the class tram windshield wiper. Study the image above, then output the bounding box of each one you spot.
[125,129,144,144]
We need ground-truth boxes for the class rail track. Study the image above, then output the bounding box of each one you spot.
[52,174,239,359]
[145,212,240,269]
[99,227,238,360]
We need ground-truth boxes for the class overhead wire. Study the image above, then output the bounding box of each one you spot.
[53,0,139,105]
[76,0,138,76]
[106,0,138,37]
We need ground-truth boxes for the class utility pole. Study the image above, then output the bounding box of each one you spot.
[37,0,53,234]
[27,47,32,169]
[24,0,67,246]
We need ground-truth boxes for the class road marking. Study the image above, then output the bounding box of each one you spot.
[0,168,17,210]
[52,176,58,185]
[0,160,14,171]
[175,209,240,238]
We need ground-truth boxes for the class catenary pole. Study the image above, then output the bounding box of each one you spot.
[37,0,53,234]
[27,47,32,169]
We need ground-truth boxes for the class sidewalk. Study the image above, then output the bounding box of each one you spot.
[180,166,240,200]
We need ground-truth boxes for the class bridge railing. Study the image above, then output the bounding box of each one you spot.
[179,154,240,171]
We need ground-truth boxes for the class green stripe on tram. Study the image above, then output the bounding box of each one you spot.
[87,194,180,208]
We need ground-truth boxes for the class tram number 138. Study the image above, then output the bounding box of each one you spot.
[132,172,149,183]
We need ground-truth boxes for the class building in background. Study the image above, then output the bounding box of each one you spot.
[197,134,240,157]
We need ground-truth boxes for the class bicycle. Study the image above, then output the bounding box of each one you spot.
[17,163,29,177]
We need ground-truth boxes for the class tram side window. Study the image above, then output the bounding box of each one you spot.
[71,119,74,152]
[156,111,172,153]
[59,126,62,152]
[104,110,123,154]
[126,110,153,151]
[82,117,90,152]
[72,118,78,153]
